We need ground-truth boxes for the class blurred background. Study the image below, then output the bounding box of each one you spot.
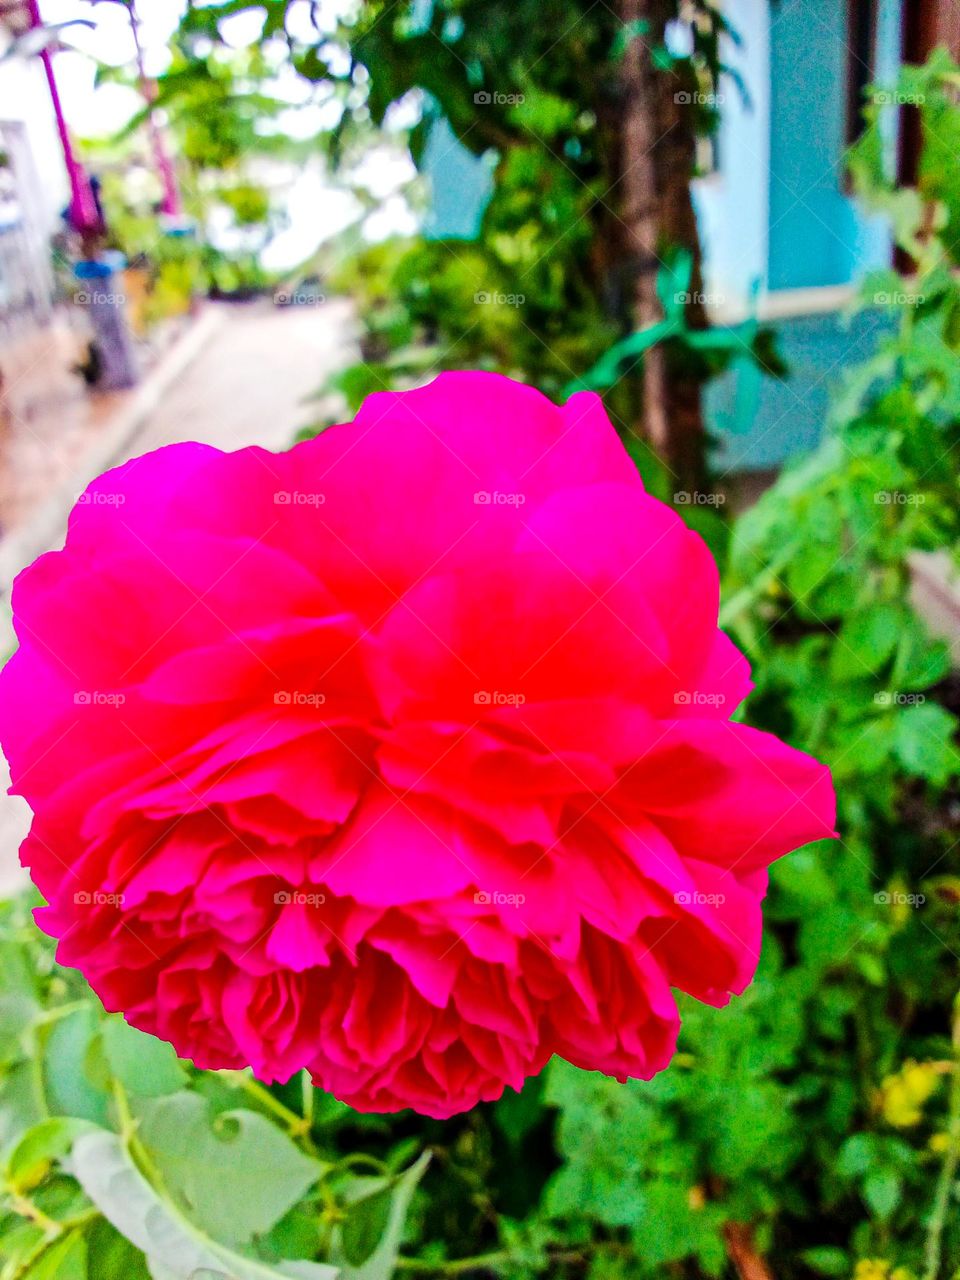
[0,2,959,1278]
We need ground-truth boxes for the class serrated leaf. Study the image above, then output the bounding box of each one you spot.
[890,628,950,690]
[0,994,38,1064]
[70,1130,338,1280]
[863,1167,901,1219]
[830,604,905,679]
[20,1230,87,1280]
[334,1152,430,1280]
[799,1246,849,1276]
[0,1059,44,1156]
[101,1017,188,1097]
[341,1186,393,1268]
[41,1008,110,1126]
[893,701,959,783]
[6,1116,97,1192]
[136,1092,321,1247]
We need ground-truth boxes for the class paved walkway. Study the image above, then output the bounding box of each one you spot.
[0,297,357,894]
[117,298,355,461]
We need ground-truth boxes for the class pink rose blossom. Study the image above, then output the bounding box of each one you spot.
[0,372,835,1117]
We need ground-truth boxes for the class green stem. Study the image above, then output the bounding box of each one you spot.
[113,1076,174,1203]
[6,1208,99,1280]
[7,1192,60,1235]
[221,1070,319,1155]
[328,1153,391,1177]
[922,996,960,1280]
[394,1251,513,1275]
[223,1071,305,1128]
[301,1070,315,1131]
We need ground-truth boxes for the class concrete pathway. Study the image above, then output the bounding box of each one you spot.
[0,297,356,894]
[117,298,355,460]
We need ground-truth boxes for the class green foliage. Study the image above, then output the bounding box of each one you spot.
[0,898,428,1280]
[90,36,324,317]
[267,0,757,448]
[5,22,960,1280]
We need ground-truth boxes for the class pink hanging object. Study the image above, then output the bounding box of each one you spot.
[25,0,102,237]
[127,0,182,219]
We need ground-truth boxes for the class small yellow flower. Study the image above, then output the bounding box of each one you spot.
[852,1261,913,1280]
[854,1259,890,1280]
[879,1060,941,1127]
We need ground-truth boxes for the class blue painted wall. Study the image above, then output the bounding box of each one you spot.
[767,0,903,290]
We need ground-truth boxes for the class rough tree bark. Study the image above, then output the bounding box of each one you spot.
[618,0,709,496]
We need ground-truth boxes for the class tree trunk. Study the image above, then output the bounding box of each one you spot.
[618,0,708,496]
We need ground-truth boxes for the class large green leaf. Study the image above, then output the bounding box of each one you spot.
[135,1093,322,1246]
[69,1129,338,1280]
[332,1152,431,1280]
[101,1018,188,1098]
[5,1116,97,1192]
[19,1230,87,1280]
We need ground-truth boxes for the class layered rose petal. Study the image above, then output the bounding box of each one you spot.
[0,371,836,1117]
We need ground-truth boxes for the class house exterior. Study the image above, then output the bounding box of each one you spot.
[420,0,958,473]
[700,0,957,472]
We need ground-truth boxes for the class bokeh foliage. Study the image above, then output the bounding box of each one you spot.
[1,9,960,1279]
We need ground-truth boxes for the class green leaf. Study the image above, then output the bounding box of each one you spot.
[5,1117,97,1192]
[20,1230,87,1280]
[494,1074,544,1146]
[0,994,38,1064]
[135,1093,321,1247]
[0,1059,44,1156]
[334,1152,431,1280]
[893,701,959,783]
[101,1017,188,1098]
[830,603,905,680]
[41,1009,110,1126]
[890,629,951,691]
[863,1167,901,1219]
[785,541,842,606]
[69,1129,338,1280]
[341,1185,393,1268]
[799,1247,849,1276]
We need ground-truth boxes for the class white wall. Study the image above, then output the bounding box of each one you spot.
[0,27,70,234]
[692,0,770,318]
